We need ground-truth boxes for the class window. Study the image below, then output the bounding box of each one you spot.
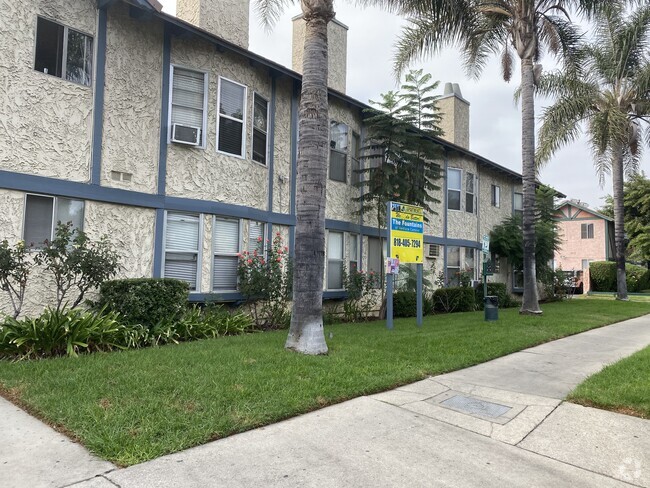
[350,132,361,186]
[252,94,269,165]
[327,232,344,290]
[581,223,594,239]
[465,172,475,214]
[248,220,266,254]
[349,234,359,272]
[164,212,200,291]
[367,236,384,279]
[447,168,461,210]
[213,217,240,291]
[329,122,348,183]
[23,194,84,249]
[446,246,461,286]
[217,78,247,157]
[463,247,476,280]
[34,17,93,86]
[170,67,207,146]
[514,192,523,216]
[491,185,500,207]
[513,269,524,290]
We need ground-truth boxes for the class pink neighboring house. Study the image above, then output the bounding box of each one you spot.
[553,200,615,273]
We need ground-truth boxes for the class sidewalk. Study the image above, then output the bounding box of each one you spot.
[2,314,650,488]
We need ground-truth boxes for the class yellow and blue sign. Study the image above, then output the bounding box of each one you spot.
[389,201,424,263]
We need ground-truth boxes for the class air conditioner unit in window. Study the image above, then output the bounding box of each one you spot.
[426,243,439,259]
[171,123,201,146]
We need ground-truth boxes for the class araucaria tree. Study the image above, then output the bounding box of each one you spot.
[257,0,334,354]
[364,0,604,314]
[536,3,650,300]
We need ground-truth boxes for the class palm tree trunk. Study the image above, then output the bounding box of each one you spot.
[520,57,541,314]
[611,146,628,300]
[285,1,333,355]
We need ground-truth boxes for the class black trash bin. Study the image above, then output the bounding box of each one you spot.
[484,295,498,321]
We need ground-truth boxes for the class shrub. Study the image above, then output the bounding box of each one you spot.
[432,287,476,314]
[34,222,120,310]
[342,268,380,322]
[98,278,189,329]
[638,269,650,292]
[0,240,31,318]
[474,283,519,309]
[0,307,124,359]
[393,291,417,317]
[589,261,649,292]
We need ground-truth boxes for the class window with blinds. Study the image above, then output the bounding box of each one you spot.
[24,194,84,249]
[252,94,268,165]
[327,231,344,290]
[248,220,266,254]
[465,173,475,214]
[329,121,348,183]
[164,212,200,291]
[447,168,461,210]
[171,67,206,145]
[217,78,247,157]
[349,234,358,272]
[213,217,240,291]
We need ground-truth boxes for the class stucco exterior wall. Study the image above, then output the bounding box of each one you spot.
[326,98,363,222]
[0,0,95,182]
[478,168,514,241]
[555,218,607,271]
[101,3,163,194]
[446,155,479,242]
[438,95,470,150]
[176,0,249,49]
[272,77,293,215]
[166,38,273,210]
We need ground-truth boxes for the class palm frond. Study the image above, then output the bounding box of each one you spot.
[254,0,295,29]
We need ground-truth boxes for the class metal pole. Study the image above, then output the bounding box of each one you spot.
[416,263,423,327]
[386,201,393,330]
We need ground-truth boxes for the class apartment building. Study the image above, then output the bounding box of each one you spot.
[0,0,527,316]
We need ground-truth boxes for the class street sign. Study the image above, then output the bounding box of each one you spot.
[389,201,424,263]
[482,234,490,254]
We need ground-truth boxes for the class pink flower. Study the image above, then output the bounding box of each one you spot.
[276,231,281,236]
[247,259,253,265]
[236,253,242,258]
[260,259,265,265]
[284,246,288,252]
[253,250,258,256]
[276,257,282,262]
[257,236,263,242]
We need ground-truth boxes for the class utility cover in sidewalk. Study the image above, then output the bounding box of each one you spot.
[441,395,511,418]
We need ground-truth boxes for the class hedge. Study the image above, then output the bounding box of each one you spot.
[98,278,189,329]
[432,287,476,314]
[474,283,518,309]
[589,261,649,293]
[393,291,434,317]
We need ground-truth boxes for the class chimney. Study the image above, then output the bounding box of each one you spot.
[176,0,249,49]
[292,15,348,93]
[438,82,470,150]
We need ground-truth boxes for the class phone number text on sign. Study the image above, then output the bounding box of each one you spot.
[389,202,424,263]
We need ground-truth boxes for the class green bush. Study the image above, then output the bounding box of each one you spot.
[432,287,476,314]
[0,307,124,359]
[589,261,649,292]
[393,291,434,317]
[638,269,650,292]
[98,278,189,329]
[474,283,517,309]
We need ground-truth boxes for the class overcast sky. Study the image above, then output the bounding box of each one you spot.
[160,1,649,209]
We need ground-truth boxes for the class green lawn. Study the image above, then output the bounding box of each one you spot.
[568,345,650,419]
[0,299,648,466]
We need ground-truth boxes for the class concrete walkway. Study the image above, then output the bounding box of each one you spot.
[2,314,649,488]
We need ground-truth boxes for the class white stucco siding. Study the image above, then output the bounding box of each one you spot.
[166,39,272,210]
[446,155,479,242]
[84,201,155,279]
[272,78,293,215]
[477,168,514,239]
[0,0,96,182]
[101,3,163,194]
[326,99,363,223]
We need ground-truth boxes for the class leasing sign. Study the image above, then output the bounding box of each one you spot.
[389,201,424,264]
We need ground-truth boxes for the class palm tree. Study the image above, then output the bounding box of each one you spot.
[536,3,650,300]
[257,0,334,354]
[362,0,605,314]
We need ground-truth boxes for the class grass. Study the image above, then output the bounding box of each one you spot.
[568,345,650,419]
[0,299,648,466]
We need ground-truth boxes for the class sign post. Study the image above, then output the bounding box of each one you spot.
[482,234,490,301]
[386,201,424,329]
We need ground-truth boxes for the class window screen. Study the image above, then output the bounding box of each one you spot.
[218,79,246,156]
[164,212,200,290]
[446,246,461,286]
[248,220,265,254]
[465,173,475,214]
[447,169,461,210]
[252,94,268,165]
[213,217,240,290]
[171,67,206,140]
[329,122,348,183]
[327,232,344,290]
[349,234,358,272]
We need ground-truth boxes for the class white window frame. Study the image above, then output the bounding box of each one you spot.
[514,191,523,215]
[329,121,349,183]
[168,65,209,148]
[447,168,462,211]
[251,92,269,167]
[216,76,248,159]
[446,245,461,286]
[491,184,500,208]
[581,223,594,239]
[326,230,345,291]
[34,16,94,87]
[248,220,267,255]
[161,211,203,292]
[348,233,359,272]
[22,193,85,249]
[211,216,242,292]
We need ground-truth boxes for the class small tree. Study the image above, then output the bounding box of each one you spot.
[342,268,380,322]
[34,222,121,310]
[0,240,31,318]
[237,232,292,329]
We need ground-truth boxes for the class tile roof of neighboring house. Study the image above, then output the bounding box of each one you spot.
[125,0,562,190]
[555,200,613,221]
